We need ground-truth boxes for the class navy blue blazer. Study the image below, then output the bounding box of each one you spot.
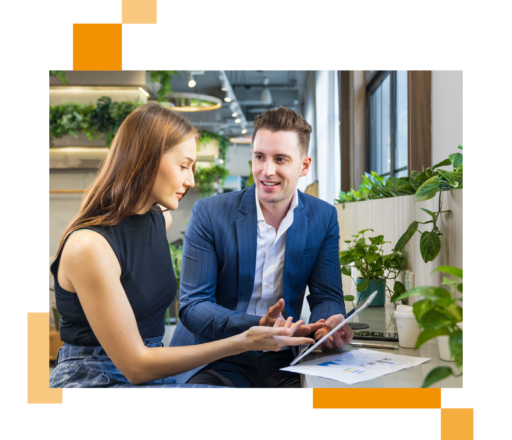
[169,184,346,383]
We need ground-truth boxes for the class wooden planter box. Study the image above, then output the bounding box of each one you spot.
[335,189,463,302]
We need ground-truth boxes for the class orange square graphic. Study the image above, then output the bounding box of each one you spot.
[73,24,122,71]
[441,409,473,440]
[123,0,157,24]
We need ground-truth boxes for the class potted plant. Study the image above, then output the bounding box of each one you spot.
[339,229,407,307]
[392,266,463,387]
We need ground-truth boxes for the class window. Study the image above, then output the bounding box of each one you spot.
[366,71,408,177]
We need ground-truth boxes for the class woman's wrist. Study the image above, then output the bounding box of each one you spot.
[229,332,249,354]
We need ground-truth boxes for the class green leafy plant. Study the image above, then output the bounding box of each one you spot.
[195,165,230,198]
[392,266,463,387]
[49,101,96,144]
[394,147,463,263]
[50,96,144,146]
[246,160,254,187]
[199,130,230,162]
[147,71,181,102]
[335,147,463,204]
[50,70,68,84]
[339,229,407,305]
[169,244,183,290]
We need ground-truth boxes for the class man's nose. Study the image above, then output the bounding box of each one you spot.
[263,160,276,176]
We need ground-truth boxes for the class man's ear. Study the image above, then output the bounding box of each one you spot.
[300,156,312,177]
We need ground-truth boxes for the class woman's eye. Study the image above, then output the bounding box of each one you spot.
[181,166,189,170]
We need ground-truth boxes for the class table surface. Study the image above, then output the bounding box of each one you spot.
[301,304,462,388]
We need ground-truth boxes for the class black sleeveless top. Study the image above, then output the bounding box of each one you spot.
[50,210,176,346]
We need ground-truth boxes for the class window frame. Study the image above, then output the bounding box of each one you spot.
[365,70,408,178]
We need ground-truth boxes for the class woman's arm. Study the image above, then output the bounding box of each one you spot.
[59,230,313,385]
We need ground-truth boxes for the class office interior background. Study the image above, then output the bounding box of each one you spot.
[49,70,463,384]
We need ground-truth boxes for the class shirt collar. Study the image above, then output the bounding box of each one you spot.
[255,187,299,223]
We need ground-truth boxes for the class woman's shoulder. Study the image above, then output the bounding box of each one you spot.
[61,230,119,273]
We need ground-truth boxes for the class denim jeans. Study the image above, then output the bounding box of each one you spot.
[50,335,220,388]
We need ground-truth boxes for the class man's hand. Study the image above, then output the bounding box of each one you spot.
[259,299,326,337]
[313,314,354,351]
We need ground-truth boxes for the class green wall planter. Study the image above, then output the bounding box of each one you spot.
[356,278,386,306]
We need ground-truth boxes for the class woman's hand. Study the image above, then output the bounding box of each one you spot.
[244,317,315,352]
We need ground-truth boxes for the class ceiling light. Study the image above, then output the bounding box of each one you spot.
[232,112,239,117]
[188,73,196,88]
[261,77,272,104]
[138,87,150,98]
[241,128,247,134]
[235,118,241,124]
[224,92,232,103]
[220,78,229,91]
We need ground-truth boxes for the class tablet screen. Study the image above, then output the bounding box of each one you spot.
[289,290,378,366]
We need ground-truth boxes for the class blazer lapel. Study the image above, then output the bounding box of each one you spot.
[235,185,257,312]
[283,193,308,317]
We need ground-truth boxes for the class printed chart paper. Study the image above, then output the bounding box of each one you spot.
[281,349,431,385]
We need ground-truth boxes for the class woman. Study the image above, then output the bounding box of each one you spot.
[50,102,315,388]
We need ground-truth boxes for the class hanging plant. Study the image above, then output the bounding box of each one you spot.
[199,130,229,162]
[147,71,181,102]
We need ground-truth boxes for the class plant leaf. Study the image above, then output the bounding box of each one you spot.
[449,152,463,170]
[394,221,419,252]
[356,280,370,292]
[394,281,406,295]
[422,366,454,388]
[420,231,441,263]
[421,309,454,330]
[431,158,452,169]
[395,286,452,303]
[449,329,463,358]
[420,208,437,218]
[436,169,458,187]
[344,295,355,302]
[341,266,352,277]
[415,327,451,350]
[414,176,441,202]
[433,266,463,279]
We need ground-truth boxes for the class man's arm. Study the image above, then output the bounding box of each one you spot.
[307,205,346,323]
[178,201,261,341]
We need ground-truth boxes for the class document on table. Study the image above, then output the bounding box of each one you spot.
[281,349,430,385]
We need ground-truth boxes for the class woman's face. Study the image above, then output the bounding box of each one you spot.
[151,136,197,210]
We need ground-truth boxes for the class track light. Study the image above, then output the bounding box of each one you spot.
[188,73,196,88]
[235,118,241,124]
[224,92,232,103]
[220,77,229,92]
[241,128,247,134]
[261,77,272,104]
[232,112,238,117]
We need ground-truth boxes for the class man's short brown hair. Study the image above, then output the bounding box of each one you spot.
[252,106,312,157]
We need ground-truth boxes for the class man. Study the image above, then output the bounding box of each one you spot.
[170,107,353,387]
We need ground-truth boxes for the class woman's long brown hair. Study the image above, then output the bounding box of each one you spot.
[52,102,197,262]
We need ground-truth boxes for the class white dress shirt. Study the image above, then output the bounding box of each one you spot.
[246,188,299,316]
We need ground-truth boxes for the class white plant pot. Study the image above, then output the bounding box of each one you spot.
[394,305,421,348]
[438,322,462,362]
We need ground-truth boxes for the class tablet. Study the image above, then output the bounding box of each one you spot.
[289,290,379,366]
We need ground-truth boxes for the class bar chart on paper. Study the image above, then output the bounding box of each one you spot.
[281,349,430,385]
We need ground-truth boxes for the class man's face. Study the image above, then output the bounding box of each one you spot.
[252,129,311,205]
